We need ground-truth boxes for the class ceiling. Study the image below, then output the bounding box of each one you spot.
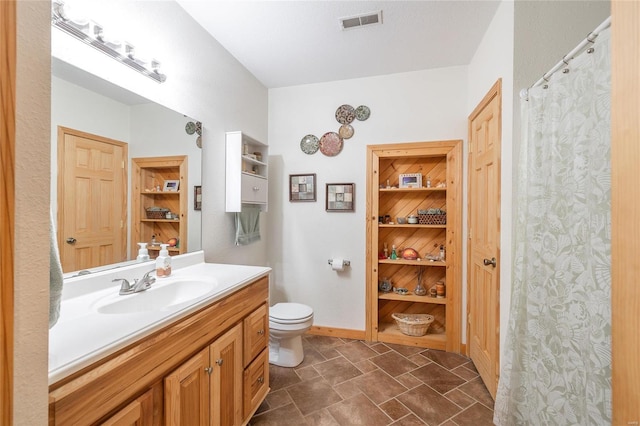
[177,1,501,89]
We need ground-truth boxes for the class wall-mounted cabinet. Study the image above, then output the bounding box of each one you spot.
[132,155,187,258]
[225,131,268,212]
[366,141,462,353]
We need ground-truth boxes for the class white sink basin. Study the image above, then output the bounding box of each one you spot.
[93,277,218,314]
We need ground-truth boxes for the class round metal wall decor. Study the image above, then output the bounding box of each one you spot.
[355,105,370,121]
[300,134,320,155]
[335,104,355,124]
[338,124,354,139]
[319,132,343,156]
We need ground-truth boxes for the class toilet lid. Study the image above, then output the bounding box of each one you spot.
[270,303,313,322]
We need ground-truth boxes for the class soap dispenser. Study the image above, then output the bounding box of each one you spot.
[156,244,172,277]
[136,242,150,262]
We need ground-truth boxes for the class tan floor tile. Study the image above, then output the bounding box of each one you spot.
[296,365,321,381]
[296,345,328,369]
[327,393,392,426]
[320,348,341,359]
[422,349,469,370]
[265,389,292,410]
[336,341,379,362]
[371,343,392,354]
[305,335,346,351]
[334,379,363,399]
[287,377,344,415]
[458,377,495,409]
[394,373,422,390]
[407,353,430,367]
[390,413,427,425]
[371,351,419,377]
[269,364,302,391]
[250,403,306,425]
[387,344,426,357]
[397,384,462,425]
[314,356,363,386]
[355,359,379,374]
[352,369,408,405]
[305,408,341,426]
[445,388,475,409]
[380,398,410,420]
[450,402,494,425]
[450,365,478,381]
[410,362,466,394]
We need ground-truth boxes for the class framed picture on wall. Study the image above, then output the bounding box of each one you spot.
[289,174,317,202]
[326,183,355,212]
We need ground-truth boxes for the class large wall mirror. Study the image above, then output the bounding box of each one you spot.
[52,57,202,276]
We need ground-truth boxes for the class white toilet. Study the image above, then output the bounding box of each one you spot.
[269,302,314,367]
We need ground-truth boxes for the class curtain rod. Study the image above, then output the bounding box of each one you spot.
[520,16,611,100]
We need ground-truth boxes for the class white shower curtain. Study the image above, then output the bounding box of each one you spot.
[494,28,611,425]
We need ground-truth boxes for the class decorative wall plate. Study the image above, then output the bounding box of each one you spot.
[338,124,354,139]
[335,104,355,124]
[319,132,343,156]
[300,134,320,155]
[355,105,370,121]
[185,121,196,135]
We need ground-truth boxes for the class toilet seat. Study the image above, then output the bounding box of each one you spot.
[270,303,313,325]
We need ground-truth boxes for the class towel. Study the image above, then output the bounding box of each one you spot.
[235,205,261,245]
[49,210,64,328]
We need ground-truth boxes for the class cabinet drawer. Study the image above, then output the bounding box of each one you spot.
[241,174,267,204]
[243,349,269,420]
[244,304,268,366]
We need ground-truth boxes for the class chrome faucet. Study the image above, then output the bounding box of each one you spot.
[113,268,156,295]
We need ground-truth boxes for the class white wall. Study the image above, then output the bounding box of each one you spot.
[268,67,468,330]
[51,0,269,268]
[466,0,515,351]
[15,2,51,424]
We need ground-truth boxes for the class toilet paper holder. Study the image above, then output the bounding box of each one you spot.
[328,259,351,267]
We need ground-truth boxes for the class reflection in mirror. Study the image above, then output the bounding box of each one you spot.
[51,57,202,276]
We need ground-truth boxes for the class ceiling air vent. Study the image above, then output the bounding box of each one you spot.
[340,10,383,31]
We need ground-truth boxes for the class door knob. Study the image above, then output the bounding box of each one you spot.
[66,237,77,244]
[483,257,497,268]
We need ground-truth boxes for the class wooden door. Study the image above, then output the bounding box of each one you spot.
[467,79,501,398]
[611,2,640,422]
[164,348,210,426]
[210,323,243,426]
[100,388,154,426]
[57,127,127,272]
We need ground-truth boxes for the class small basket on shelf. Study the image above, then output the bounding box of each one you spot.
[145,207,170,219]
[417,208,446,225]
[391,313,435,337]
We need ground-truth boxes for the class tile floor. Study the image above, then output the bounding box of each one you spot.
[250,335,495,426]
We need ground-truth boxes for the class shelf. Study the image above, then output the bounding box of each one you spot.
[379,187,446,193]
[377,322,446,350]
[378,259,445,266]
[148,245,180,252]
[241,171,267,179]
[141,219,181,223]
[378,292,447,304]
[141,191,180,195]
[379,224,446,229]
[242,155,267,167]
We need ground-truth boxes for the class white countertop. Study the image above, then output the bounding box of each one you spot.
[49,252,271,385]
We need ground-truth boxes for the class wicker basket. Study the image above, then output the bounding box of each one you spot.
[418,213,446,225]
[391,313,435,337]
[145,207,170,219]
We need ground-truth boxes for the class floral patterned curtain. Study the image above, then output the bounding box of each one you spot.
[494,28,611,425]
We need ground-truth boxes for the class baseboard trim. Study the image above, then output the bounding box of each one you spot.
[306,326,366,340]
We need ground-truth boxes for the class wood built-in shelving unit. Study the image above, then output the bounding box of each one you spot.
[366,141,462,353]
[131,155,187,259]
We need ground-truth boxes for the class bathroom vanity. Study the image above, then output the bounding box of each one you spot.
[48,253,270,425]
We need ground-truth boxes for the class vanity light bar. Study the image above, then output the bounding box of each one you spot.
[51,1,167,83]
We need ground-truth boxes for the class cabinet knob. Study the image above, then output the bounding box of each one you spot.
[216,358,223,366]
[66,237,77,244]
[253,186,260,191]
[204,367,213,374]
[257,376,264,384]
[483,257,497,268]
[257,329,265,336]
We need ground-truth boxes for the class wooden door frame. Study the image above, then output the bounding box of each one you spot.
[0,1,15,424]
[57,126,128,267]
[611,2,640,422]
[466,78,502,359]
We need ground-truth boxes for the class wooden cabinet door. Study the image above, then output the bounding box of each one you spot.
[243,349,269,420]
[210,324,243,426]
[243,303,268,366]
[100,388,154,426]
[164,348,210,426]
